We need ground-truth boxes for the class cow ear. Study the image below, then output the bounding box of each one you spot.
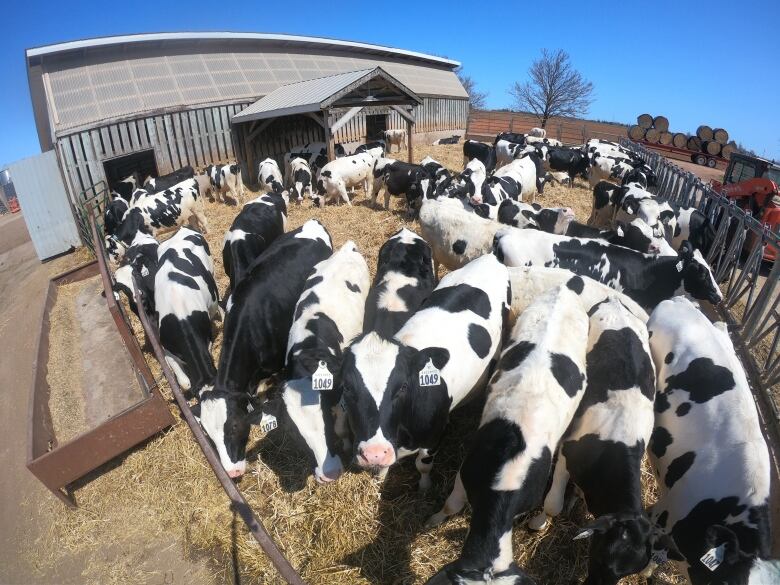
[705,525,745,563]
[573,515,616,540]
[655,533,685,561]
[190,401,202,420]
[615,222,626,237]
[678,241,694,262]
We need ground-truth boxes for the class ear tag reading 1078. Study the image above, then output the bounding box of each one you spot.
[418,359,441,387]
[700,543,725,571]
[259,413,277,435]
[312,361,334,391]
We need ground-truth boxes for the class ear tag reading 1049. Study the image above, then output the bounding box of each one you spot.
[419,359,441,387]
[312,361,334,391]
[700,543,725,571]
[259,413,277,435]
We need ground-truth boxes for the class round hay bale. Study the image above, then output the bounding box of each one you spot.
[702,141,722,156]
[637,114,654,128]
[653,116,670,132]
[721,141,737,159]
[696,125,713,140]
[628,125,645,140]
[713,128,729,144]
[644,128,661,143]
[672,133,688,148]
[658,132,673,145]
[687,136,703,151]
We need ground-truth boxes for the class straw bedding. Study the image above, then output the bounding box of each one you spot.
[27,143,684,584]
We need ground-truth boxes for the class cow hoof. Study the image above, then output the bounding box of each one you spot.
[528,512,548,531]
[425,512,446,529]
[418,475,432,492]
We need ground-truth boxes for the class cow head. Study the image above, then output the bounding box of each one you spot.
[535,207,576,234]
[678,241,723,304]
[701,524,778,584]
[194,387,264,478]
[615,218,665,255]
[427,560,535,585]
[574,512,682,585]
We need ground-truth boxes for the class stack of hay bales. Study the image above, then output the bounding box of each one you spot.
[628,115,737,159]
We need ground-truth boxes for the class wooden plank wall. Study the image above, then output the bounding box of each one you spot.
[466,110,629,145]
[57,102,251,201]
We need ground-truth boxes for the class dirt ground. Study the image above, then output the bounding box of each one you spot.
[0,213,215,585]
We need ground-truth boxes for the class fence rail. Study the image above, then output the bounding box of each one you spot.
[622,139,780,409]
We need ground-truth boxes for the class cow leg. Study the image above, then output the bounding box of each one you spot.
[339,183,351,206]
[529,450,569,531]
[425,472,467,528]
[416,449,435,491]
[194,210,209,234]
[165,353,191,391]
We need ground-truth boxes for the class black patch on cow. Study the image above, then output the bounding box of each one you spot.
[675,402,691,417]
[498,340,535,372]
[665,352,675,364]
[168,271,199,290]
[422,283,491,319]
[294,291,320,322]
[665,451,695,488]
[303,275,324,291]
[550,352,584,397]
[345,281,361,293]
[665,357,735,404]
[657,511,668,529]
[566,275,585,294]
[321,170,331,178]
[649,426,673,458]
[467,323,492,359]
[452,239,467,255]
[655,391,671,413]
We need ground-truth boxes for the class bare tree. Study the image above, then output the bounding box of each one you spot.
[456,66,488,110]
[509,49,593,128]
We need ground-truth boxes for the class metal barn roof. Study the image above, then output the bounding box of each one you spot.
[232,68,422,123]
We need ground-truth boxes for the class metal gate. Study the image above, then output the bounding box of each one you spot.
[7,150,81,260]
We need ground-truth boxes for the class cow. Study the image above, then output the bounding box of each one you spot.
[420,156,452,194]
[495,138,525,168]
[111,172,141,202]
[433,135,460,145]
[494,199,576,234]
[204,163,245,203]
[315,153,374,207]
[463,140,497,173]
[371,159,431,212]
[419,196,507,274]
[622,166,657,189]
[493,230,723,308]
[646,296,776,584]
[363,228,435,339]
[106,178,208,263]
[385,129,407,153]
[222,192,288,296]
[104,197,130,237]
[196,220,333,478]
[284,143,328,183]
[589,152,649,187]
[615,185,678,242]
[495,132,527,145]
[287,158,312,204]
[425,284,588,584]
[526,136,562,147]
[494,154,545,202]
[529,127,546,138]
[567,217,673,255]
[154,227,220,395]
[144,166,195,192]
[547,147,590,187]
[340,253,510,489]
[256,158,284,195]
[588,180,626,229]
[353,140,386,158]
[273,241,370,483]
[670,206,716,256]
[528,296,657,585]
[458,159,487,203]
[112,231,160,317]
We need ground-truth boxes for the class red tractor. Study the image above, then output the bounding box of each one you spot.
[711,153,780,261]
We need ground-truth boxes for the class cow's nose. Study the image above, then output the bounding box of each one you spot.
[227,468,244,479]
[358,444,395,468]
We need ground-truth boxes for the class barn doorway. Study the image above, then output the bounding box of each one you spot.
[102,150,158,191]
[366,114,388,141]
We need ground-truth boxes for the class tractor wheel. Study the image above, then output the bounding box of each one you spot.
[694,154,707,165]
[707,158,717,168]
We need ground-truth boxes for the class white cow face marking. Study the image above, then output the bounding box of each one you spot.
[197,392,256,478]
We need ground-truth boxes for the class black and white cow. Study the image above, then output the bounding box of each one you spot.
[622,166,658,189]
[287,158,312,204]
[315,153,375,207]
[425,285,588,584]
[106,178,208,263]
[363,228,435,339]
[104,197,130,237]
[494,199,576,234]
[433,135,460,145]
[197,220,333,477]
[277,241,370,483]
[646,296,776,584]
[112,231,160,317]
[285,142,345,181]
[204,163,245,203]
[529,297,657,585]
[353,140,386,157]
[588,180,627,229]
[257,158,284,195]
[420,156,452,194]
[457,159,487,203]
[495,132,527,145]
[547,147,590,187]
[144,166,195,192]
[370,159,431,211]
[493,230,723,308]
[494,154,546,202]
[670,207,716,256]
[568,217,675,256]
[111,172,141,202]
[155,227,219,395]
[495,139,525,168]
[463,140,497,173]
[341,254,510,489]
[222,192,288,295]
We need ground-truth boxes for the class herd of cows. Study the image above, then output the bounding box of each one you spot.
[99,132,779,585]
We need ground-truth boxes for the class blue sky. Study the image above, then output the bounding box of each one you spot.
[2,0,778,166]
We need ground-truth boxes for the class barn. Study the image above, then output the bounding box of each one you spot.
[26,31,469,205]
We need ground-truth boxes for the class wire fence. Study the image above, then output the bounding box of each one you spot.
[622,139,780,415]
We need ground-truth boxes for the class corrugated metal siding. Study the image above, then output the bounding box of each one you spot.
[8,150,81,259]
[43,45,467,132]
[59,103,249,199]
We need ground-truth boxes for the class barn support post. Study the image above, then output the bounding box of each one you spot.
[406,119,413,163]
[243,126,256,185]
[324,109,335,161]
